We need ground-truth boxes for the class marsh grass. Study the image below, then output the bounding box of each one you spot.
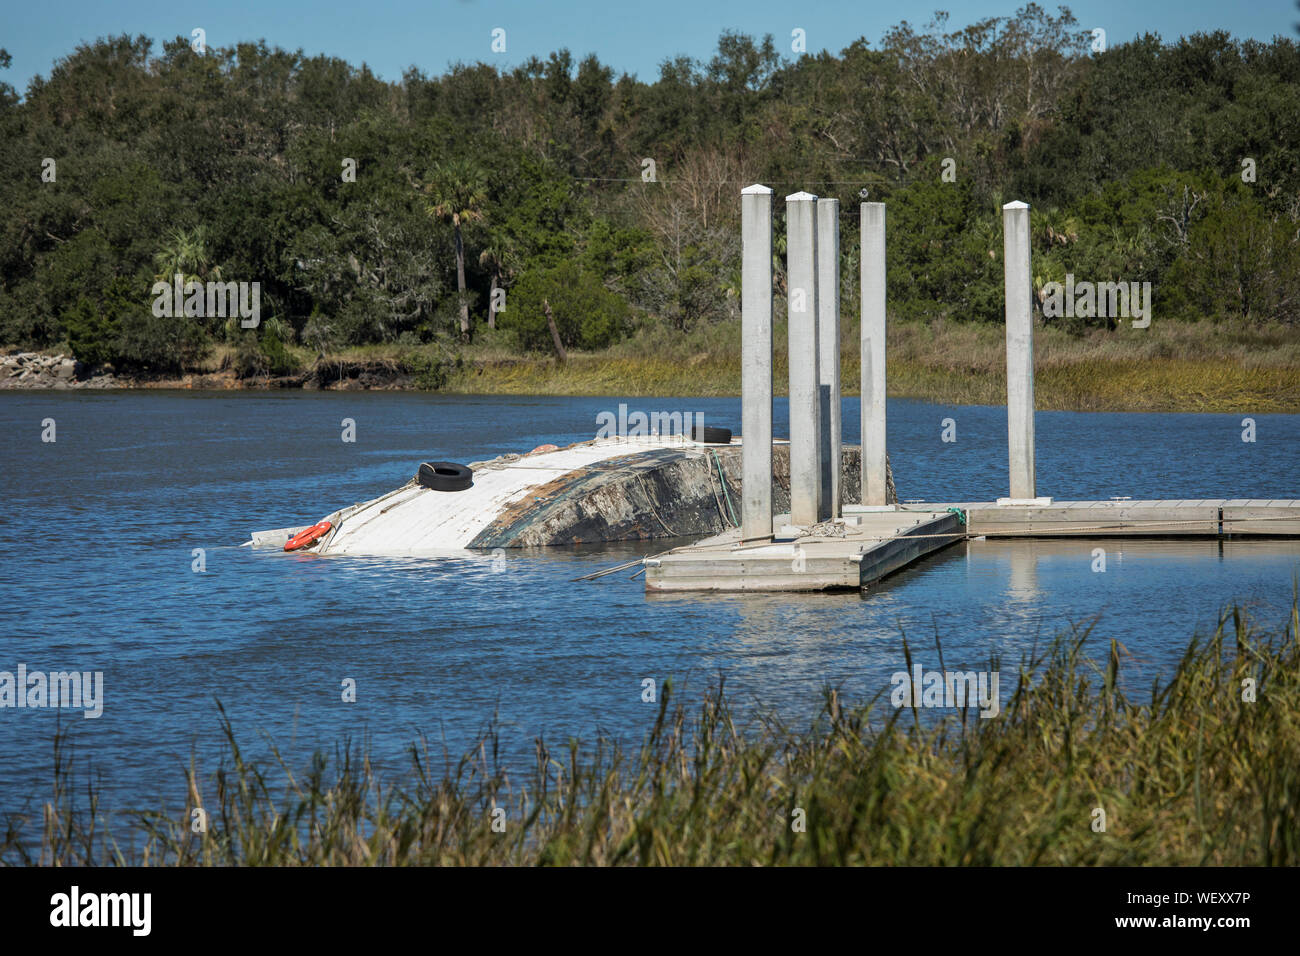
[98,319,1299,411]
[441,319,1300,412]
[6,600,1300,866]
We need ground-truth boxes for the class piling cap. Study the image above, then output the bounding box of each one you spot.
[741,183,773,195]
[1003,200,1030,210]
[785,190,818,202]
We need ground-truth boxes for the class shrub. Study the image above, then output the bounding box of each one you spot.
[63,294,121,367]
[258,326,297,376]
[65,274,210,372]
[501,261,632,353]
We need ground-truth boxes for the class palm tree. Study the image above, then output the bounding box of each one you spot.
[153,226,221,284]
[1035,207,1080,248]
[424,160,488,340]
[478,241,517,330]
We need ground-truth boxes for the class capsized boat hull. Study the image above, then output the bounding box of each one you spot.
[248,436,893,555]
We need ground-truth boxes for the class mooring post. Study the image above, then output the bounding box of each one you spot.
[1002,200,1037,501]
[816,198,841,520]
[741,184,774,540]
[786,191,821,528]
[860,202,888,506]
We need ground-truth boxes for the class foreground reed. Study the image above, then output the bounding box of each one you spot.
[7,601,1299,866]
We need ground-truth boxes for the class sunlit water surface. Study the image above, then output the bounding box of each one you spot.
[1,392,1296,812]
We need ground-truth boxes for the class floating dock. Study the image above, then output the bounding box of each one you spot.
[922,499,1300,538]
[637,187,1297,594]
[643,499,1300,592]
[644,509,963,592]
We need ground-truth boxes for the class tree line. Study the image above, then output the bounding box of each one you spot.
[0,4,1297,374]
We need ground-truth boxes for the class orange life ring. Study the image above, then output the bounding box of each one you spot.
[528,443,559,456]
[284,520,332,552]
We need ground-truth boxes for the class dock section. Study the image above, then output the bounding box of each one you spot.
[903,499,1300,538]
[643,500,1300,593]
[644,510,963,592]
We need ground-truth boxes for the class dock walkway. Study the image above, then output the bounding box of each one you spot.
[644,499,1300,592]
[908,499,1300,537]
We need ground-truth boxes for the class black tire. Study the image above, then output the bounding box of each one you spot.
[417,461,473,492]
[691,425,732,444]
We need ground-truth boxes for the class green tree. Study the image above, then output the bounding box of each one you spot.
[1164,194,1300,324]
[152,226,221,284]
[502,261,631,353]
[424,159,488,340]
[479,241,518,330]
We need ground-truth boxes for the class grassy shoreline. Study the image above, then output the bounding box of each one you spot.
[445,353,1300,412]
[438,320,1300,412]
[8,320,1299,412]
[10,602,1299,866]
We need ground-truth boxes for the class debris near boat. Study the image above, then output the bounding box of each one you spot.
[248,435,896,555]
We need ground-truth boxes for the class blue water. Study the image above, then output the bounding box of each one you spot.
[1,391,1297,816]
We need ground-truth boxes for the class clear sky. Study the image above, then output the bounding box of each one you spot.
[2,0,1297,94]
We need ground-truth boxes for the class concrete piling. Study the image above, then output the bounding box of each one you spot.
[786,191,821,527]
[741,184,774,540]
[816,198,841,519]
[860,202,888,506]
[1002,200,1036,501]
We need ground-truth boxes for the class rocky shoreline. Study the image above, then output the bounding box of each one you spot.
[0,351,117,389]
[0,350,420,391]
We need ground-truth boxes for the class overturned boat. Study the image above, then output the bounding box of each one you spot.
[248,434,895,555]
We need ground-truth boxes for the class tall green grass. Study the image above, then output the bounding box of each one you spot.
[442,319,1300,412]
[123,318,1300,411]
[8,601,1299,866]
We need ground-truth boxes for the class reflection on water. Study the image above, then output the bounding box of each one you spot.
[0,391,1297,812]
[1003,537,1041,604]
[649,535,1300,708]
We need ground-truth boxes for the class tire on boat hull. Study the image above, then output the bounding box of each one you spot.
[417,461,474,492]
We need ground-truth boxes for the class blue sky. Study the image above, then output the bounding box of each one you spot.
[2,0,1297,93]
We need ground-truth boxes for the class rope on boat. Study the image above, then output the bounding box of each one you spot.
[638,475,679,537]
[712,449,739,527]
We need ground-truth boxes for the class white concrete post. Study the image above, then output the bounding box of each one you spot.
[860,202,888,506]
[741,185,774,540]
[816,198,841,520]
[785,191,821,528]
[1003,200,1036,501]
